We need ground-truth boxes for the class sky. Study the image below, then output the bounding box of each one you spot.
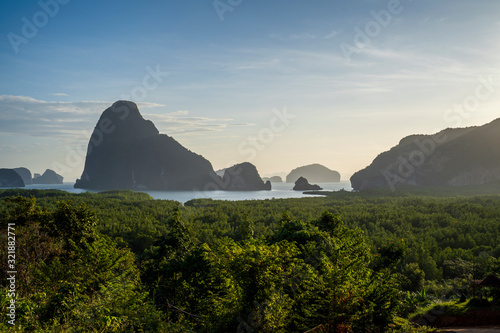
[1,0,500,182]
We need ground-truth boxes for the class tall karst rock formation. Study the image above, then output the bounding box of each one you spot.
[75,101,218,190]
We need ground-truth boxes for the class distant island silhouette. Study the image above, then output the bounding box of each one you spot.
[33,169,63,184]
[0,167,63,187]
[262,176,283,183]
[286,164,341,183]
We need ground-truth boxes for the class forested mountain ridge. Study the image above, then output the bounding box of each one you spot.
[351,118,500,190]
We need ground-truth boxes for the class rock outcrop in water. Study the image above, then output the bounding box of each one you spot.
[350,118,500,190]
[33,169,63,184]
[75,101,219,191]
[0,169,25,187]
[220,162,271,191]
[286,164,340,183]
[293,176,322,191]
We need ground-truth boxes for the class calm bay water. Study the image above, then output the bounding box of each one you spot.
[16,181,353,203]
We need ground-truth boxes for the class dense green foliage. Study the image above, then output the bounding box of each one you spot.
[0,196,163,332]
[1,188,500,331]
[141,211,401,332]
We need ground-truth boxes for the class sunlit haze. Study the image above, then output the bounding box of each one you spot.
[1,0,499,181]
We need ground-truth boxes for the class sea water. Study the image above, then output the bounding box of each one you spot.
[12,181,353,203]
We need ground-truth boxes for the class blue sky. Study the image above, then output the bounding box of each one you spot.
[1,0,499,181]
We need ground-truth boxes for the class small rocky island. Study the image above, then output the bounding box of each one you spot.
[293,177,322,191]
[221,162,271,191]
[33,169,63,184]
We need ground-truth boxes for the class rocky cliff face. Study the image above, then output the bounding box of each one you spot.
[13,167,32,185]
[350,118,500,190]
[286,164,340,183]
[0,169,25,187]
[33,169,63,184]
[75,101,218,191]
[220,162,271,191]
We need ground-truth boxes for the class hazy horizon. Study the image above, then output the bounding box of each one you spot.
[1,1,500,182]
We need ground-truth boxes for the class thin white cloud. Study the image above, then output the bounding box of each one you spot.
[323,30,340,39]
[0,96,166,139]
[230,123,256,126]
[143,112,254,135]
[0,145,20,152]
[51,93,69,97]
[167,110,189,116]
[219,58,282,71]
[269,33,317,41]
[289,33,316,40]
[269,33,283,40]
[136,102,166,108]
[344,45,491,82]
[0,95,257,144]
